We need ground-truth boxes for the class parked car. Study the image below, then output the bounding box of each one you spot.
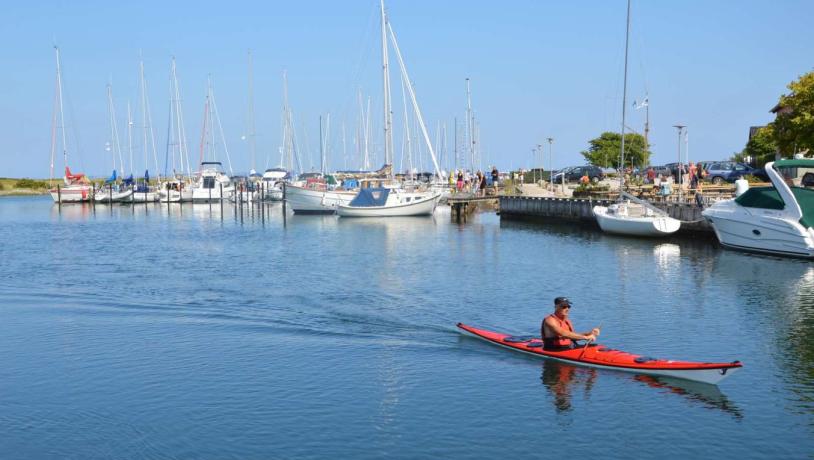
[663,162,688,180]
[550,165,604,184]
[648,165,672,177]
[704,161,765,184]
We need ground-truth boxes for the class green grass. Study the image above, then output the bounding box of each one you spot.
[0,177,51,195]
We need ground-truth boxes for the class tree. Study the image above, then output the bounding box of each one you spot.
[580,132,650,169]
[733,125,777,166]
[772,71,814,156]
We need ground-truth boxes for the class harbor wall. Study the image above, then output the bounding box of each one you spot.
[498,196,712,235]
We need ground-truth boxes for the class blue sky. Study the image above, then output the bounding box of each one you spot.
[2,0,812,178]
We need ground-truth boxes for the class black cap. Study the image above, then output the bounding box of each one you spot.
[554,297,572,307]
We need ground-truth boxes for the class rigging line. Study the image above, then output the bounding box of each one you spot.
[340,3,379,118]
[210,83,235,176]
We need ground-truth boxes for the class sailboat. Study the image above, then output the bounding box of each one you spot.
[336,0,441,217]
[48,47,92,203]
[191,78,235,202]
[592,0,680,236]
[159,58,194,203]
[95,83,134,203]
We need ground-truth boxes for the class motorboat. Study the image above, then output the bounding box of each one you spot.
[336,187,440,217]
[191,162,234,202]
[702,159,814,258]
[159,177,193,202]
[261,168,289,201]
[593,193,681,237]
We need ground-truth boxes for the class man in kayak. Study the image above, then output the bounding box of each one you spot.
[542,297,601,351]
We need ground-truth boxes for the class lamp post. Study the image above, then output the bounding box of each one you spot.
[547,137,555,192]
[673,124,685,202]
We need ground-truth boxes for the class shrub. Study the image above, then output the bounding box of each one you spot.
[15,178,48,189]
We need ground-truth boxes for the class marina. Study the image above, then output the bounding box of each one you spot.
[1,195,813,458]
[3,0,814,458]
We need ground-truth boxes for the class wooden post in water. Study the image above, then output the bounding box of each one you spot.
[220,183,223,215]
[57,184,61,206]
[282,183,287,227]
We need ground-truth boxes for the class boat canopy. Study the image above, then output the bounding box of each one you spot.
[105,170,118,184]
[348,187,390,207]
[122,174,134,186]
[735,186,814,228]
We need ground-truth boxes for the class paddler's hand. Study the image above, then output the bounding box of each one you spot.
[584,333,596,342]
[591,328,601,337]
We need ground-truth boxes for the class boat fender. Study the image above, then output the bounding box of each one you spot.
[503,336,535,343]
[634,356,657,363]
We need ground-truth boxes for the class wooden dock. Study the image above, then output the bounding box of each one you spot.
[447,194,499,223]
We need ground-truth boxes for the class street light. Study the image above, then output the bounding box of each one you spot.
[546,137,554,192]
[673,124,685,202]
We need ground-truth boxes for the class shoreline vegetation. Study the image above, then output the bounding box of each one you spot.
[0,178,50,196]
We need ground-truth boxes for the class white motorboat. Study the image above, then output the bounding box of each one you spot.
[191,162,234,202]
[286,182,357,214]
[261,168,289,201]
[702,159,814,258]
[337,187,439,217]
[593,194,681,237]
[159,178,193,202]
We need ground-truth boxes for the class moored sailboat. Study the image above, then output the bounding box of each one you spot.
[592,0,680,237]
[48,46,92,203]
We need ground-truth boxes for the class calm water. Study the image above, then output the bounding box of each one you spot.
[1,196,812,459]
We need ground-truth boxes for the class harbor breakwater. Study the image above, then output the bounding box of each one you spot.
[498,196,712,235]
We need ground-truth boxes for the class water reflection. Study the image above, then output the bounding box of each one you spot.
[633,375,743,419]
[539,360,596,413]
[539,360,743,418]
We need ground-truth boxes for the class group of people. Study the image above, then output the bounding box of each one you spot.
[450,167,500,196]
[642,162,706,190]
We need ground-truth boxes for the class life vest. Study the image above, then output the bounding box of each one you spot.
[542,314,574,348]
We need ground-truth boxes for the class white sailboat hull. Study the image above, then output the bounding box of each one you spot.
[191,186,234,202]
[159,189,193,203]
[130,191,159,202]
[337,192,439,217]
[593,205,681,236]
[94,188,134,203]
[49,185,92,203]
[286,185,356,214]
[702,200,814,258]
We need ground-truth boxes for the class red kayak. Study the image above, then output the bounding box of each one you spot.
[457,323,741,385]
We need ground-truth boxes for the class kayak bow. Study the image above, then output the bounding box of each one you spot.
[457,323,741,385]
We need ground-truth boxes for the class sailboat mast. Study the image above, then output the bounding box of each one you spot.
[380,0,393,169]
[387,22,443,180]
[140,57,149,176]
[466,78,474,171]
[127,101,134,177]
[619,0,631,193]
[247,50,256,171]
[54,46,69,175]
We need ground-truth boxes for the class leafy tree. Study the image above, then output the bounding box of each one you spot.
[580,132,650,169]
[733,125,777,166]
[772,71,814,156]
